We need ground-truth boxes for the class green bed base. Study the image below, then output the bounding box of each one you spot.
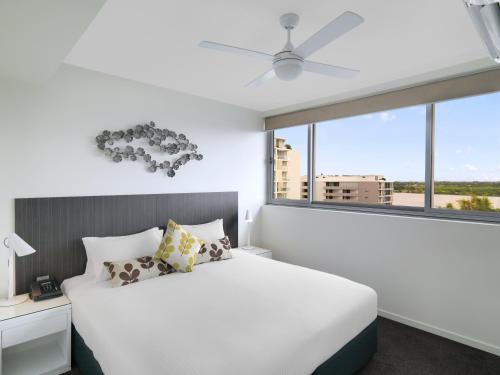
[72,325,104,375]
[313,319,377,374]
[72,319,377,375]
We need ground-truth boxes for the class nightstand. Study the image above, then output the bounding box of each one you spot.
[0,294,71,375]
[239,247,273,259]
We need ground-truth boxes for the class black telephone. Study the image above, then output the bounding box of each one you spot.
[30,276,63,302]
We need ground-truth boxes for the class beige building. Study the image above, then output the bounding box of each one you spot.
[273,137,301,199]
[301,174,394,205]
[273,138,393,204]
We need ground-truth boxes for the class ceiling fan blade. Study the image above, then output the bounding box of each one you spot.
[199,41,274,61]
[294,11,364,58]
[303,61,359,79]
[246,69,276,87]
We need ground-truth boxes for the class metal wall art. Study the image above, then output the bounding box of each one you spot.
[96,121,203,177]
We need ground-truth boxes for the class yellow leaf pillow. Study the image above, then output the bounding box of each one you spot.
[154,220,203,272]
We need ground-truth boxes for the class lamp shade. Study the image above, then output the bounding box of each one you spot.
[244,209,253,223]
[6,233,36,256]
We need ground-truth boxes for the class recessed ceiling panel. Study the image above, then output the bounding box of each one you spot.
[64,0,494,113]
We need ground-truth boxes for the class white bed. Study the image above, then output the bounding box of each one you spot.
[63,249,377,375]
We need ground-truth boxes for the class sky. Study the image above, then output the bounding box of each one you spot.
[275,92,500,182]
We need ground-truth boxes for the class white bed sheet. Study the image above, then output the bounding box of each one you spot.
[63,250,377,375]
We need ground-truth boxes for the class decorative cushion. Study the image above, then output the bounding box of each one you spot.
[196,236,232,265]
[103,256,175,287]
[83,227,164,282]
[154,220,203,272]
[181,219,225,242]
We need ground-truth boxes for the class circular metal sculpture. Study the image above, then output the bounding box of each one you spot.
[96,121,203,177]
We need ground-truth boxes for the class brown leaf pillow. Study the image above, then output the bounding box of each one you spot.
[195,236,232,265]
[103,256,175,287]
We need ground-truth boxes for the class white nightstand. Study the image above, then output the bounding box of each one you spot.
[239,247,273,259]
[0,294,71,375]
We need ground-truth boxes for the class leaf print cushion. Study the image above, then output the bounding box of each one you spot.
[103,256,175,287]
[154,219,203,272]
[196,236,232,265]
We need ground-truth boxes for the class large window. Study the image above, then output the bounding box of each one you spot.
[434,92,500,213]
[269,91,500,222]
[315,106,426,207]
[272,125,308,200]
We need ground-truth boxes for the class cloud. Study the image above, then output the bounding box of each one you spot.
[455,145,473,155]
[465,164,478,172]
[362,112,396,122]
[480,173,500,182]
[379,111,396,122]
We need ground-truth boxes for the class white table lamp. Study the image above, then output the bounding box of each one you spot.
[242,209,254,250]
[1,233,36,306]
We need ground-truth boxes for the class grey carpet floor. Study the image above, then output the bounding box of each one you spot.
[357,317,500,375]
[70,317,500,375]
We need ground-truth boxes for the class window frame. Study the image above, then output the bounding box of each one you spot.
[267,99,500,224]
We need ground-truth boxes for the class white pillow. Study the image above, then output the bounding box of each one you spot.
[181,219,225,242]
[82,227,163,282]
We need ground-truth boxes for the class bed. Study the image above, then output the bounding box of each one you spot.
[14,192,377,375]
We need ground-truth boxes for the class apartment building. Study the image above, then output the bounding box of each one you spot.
[301,174,394,205]
[273,138,393,204]
[273,137,301,199]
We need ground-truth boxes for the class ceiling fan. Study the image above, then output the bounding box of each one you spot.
[199,11,364,87]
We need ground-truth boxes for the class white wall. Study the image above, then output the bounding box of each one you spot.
[260,205,500,355]
[0,64,266,297]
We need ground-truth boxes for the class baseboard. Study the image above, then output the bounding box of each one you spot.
[378,309,500,357]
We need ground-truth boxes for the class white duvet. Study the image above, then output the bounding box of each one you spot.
[63,250,377,375]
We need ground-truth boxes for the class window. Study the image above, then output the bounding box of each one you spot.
[314,106,426,207]
[434,92,500,213]
[272,125,308,200]
[268,90,500,222]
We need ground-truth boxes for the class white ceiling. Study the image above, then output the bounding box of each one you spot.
[0,0,104,83]
[64,0,496,114]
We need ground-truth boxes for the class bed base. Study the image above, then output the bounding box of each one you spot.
[72,319,377,375]
[313,319,377,374]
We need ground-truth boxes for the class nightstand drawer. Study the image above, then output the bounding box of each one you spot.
[2,311,67,348]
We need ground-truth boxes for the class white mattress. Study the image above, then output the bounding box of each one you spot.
[63,250,377,375]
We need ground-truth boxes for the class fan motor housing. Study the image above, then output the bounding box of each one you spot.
[280,13,300,30]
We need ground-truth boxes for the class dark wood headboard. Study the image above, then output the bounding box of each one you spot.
[14,192,238,294]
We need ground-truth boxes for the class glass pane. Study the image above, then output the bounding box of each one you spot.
[273,126,308,200]
[314,106,426,206]
[434,92,500,213]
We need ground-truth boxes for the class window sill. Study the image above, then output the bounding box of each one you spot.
[266,200,500,225]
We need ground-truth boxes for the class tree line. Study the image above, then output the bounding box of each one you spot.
[394,181,500,196]
[393,181,500,212]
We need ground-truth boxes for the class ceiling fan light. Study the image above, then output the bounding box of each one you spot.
[273,59,303,81]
